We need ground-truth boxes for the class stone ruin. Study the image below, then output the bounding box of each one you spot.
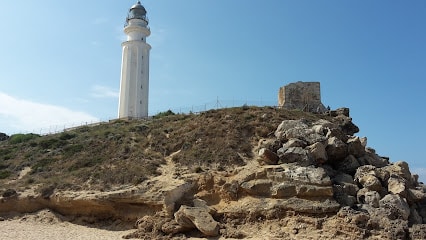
[278,81,327,113]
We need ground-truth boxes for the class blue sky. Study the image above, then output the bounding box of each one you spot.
[0,1,425,179]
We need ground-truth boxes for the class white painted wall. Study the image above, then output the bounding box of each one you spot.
[118,17,151,118]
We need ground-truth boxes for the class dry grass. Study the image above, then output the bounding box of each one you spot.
[0,107,331,194]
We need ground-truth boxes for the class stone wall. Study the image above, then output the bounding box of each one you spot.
[278,81,326,113]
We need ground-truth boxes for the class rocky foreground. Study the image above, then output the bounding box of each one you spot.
[1,107,426,239]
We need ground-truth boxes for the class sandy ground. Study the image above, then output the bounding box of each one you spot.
[0,220,134,240]
[0,210,135,240]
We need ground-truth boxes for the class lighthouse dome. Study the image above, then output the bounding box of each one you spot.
[127,1,147,22]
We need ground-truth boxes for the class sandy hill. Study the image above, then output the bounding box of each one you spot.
[1,106,426,239]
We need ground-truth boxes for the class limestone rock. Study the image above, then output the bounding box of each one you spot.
[174,206,219,237]
[283,138,307,149]
[275,120,308,141]
[334,115,359,136]
[408,188,426,203]
[161,220,187,234]
[358,174,382,192]
[337,206,370,227]
[347,137,365,158]
[258,148,279,165]
[379,194,411,220]
[257,138,281,153]
[333,185,357,206]
[219,180,239,201]
[409,224,426,239]
[409,207,423,225]
[333,173,355,185]
[288,165,332,186]
[335,155,360,175]
[296,185,333,198]
[325,137,347,162]
[332,173,359,196]
[277,147,313,166]
[325,127,348,142]
[240,179,272,197]
[387,176,407,197]
[329,107,350,117]
[364,191,381,208]
[359,151,388,168]
[354,165,377,181]
[271,183,297,198]
[283,128,325,145]
[383,161,413,186]
[306,142,327,164]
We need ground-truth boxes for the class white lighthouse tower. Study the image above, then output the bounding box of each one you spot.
[118,1,151,119]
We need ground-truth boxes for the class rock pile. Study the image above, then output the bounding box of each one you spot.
[254,107,426,239]
[125,108,426,239]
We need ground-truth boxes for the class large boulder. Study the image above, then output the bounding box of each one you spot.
[306,142,327,164]
[358,150,388,168]
[379,194,411,220]
[174,206,219,237]
[257,138,282,153]
[382,161,413,186]
[326,137,348,162]
[387,176,407,198]
[257,148,279,165]
[347,137,365,158]
[335,155,360,175]
[325,127,348,142]
[275,120,308,141]
[358,174,382,192]
[283,138,307,149]
[334,115,359,136]
[364,191,381,208]
[277,147,313,166]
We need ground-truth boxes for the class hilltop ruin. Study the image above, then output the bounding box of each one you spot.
[279,81,327,113]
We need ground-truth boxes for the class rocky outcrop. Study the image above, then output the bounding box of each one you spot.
[2,107,426,239]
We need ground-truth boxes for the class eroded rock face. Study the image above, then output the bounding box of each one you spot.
[2,107,426,239]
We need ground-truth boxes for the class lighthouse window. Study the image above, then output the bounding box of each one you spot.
[141,85,143,89]
[141,38,144,41]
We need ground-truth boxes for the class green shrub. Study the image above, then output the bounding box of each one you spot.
[32,158,55,173]
[39,138,67,149]
[59,132,76,140]
[0,163,8,170]
[63,144,84,157]
[153,110,175,119]
[0,170,11,179]
[8,133,40,144]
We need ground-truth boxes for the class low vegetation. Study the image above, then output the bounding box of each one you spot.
[0,107,331,193]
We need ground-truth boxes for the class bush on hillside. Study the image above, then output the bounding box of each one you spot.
[153,110,175,119]
[8,133,40,144]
